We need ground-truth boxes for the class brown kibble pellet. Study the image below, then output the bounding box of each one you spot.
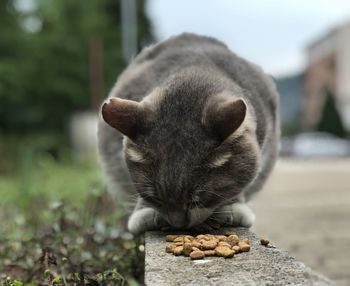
[201,240,217,250]
[238,241,247,247]
[218,241,231,248]
[232,245,240,253]
[192,246,200,251]
[227,235,239,245]
[165,243,176,253]
[165,235,179,242]
[173,246,183,255]
[242,238,250,245]
[190,250,205,260]
[198,239,207,244]
[204,250,216,256]
[174,237,184,243]
[224,249,235,258]
[196,234,207,240]
[224,231,236,236]
[191,240,201,248]
[216,235,228,241]
[239,243,250,252]
[215,246,230,256]
[260,239,270,246]
[184,235,194,243]
[215,246,235,258]
[183,243,193,256]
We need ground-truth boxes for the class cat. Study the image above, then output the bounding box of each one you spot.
[98,33,279,235]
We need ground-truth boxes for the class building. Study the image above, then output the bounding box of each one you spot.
[304,21,350,131]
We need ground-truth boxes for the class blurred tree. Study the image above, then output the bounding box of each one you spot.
[0,0,152,133]
[316,88,346,138]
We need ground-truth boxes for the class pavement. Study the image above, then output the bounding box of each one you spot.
[250,158,350,286]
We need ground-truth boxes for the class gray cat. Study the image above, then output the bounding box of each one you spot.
[98,33,279,235]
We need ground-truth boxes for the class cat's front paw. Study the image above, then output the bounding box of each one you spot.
[127,207,168,235]
[212,203,255,227]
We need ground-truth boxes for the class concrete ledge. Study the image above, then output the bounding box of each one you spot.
[145,227,333,286]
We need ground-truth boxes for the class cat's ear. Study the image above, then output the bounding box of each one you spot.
[101,97,149,139]
[204,98,246,141]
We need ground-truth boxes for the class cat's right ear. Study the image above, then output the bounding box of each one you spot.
[101,97,148,139]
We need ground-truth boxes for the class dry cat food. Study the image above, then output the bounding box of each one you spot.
[260,238,270,246]
[165,233,251,260]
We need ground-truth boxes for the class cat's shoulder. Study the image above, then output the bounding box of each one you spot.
[134,33,228,63]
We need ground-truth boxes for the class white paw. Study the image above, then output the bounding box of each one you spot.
[127,208,166,235]
[212,203,255,227]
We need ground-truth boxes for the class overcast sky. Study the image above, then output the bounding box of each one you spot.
[146,0,350,77]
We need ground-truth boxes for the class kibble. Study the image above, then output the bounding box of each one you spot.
[191,240,201,248]
[165,244,176,253]
[227,234,239,246]
[174,237,184,243]
[242,238,250,245]
[190,250,205,260]
[201,240,218,250]
[215,246,235,258]
[173,246,183,256]
[183,243,193,256]
[216,235,228,241]
[184,235,194,242]
[239,243,250,252]
[196,234,207,240]
[165,235,178,242]
[224,231,236,236]
[219,240,232,246]
[260,239,270,246]
[232,245,240,253]
[203,250,216,256]
[164,232,251,260]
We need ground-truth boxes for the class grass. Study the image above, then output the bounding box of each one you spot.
[0,138,144,286]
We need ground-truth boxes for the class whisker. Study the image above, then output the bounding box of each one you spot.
[204,190,228,200]
[212,210,234,214]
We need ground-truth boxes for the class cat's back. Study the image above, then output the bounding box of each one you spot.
[110,33,233,101]
[114,33,277,112]
[134,33,228,64]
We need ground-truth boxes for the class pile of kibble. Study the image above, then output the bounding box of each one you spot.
[165,232,253,260]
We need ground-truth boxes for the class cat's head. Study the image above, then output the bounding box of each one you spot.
[101,87,260,228]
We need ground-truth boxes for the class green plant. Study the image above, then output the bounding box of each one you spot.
[316,88,347,138]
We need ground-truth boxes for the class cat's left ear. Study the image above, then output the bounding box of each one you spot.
[203,97,246,141]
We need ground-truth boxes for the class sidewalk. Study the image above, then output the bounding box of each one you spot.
[251,158,350,286]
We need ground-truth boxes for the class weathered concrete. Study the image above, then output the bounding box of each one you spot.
[251,159,350,286]
[145,227,333,286]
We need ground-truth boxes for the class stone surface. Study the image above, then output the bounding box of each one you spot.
[251,159,350,286]
[145,227,333,286]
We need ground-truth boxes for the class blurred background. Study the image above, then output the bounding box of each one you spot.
[0,0,349,285]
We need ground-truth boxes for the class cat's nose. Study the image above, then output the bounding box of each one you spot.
[167,211,187,229]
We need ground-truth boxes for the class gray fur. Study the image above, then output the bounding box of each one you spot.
[98,33,279,234]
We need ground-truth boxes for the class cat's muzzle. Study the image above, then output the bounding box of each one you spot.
[167,211,188,229]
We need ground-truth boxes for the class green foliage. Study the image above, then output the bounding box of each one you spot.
[316,89,347,138]
[0,156,144,285]
[0,0,152,133]
[0,2,152,282]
